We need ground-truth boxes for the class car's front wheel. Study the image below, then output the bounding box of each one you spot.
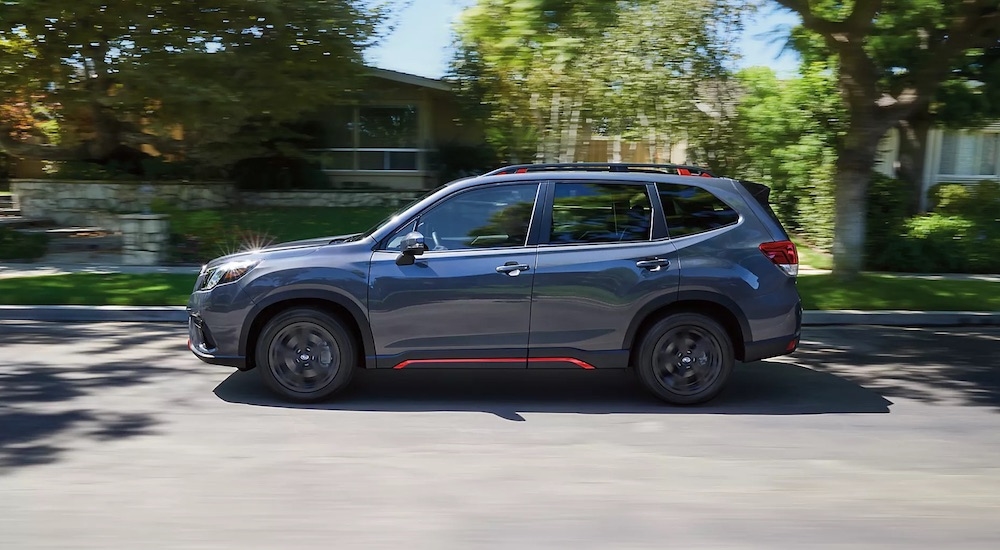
[256,308,356,402]
[635,312,734,405]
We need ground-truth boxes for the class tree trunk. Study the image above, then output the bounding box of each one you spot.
[832,137,881,279]
[896,111,931,214]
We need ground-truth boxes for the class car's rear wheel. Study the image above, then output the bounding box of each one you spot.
[256,308,356,402]
[635,313,734,405]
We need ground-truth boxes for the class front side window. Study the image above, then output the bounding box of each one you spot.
[385,184,539,251]
[548,182,652,244]
[657,183,739,238]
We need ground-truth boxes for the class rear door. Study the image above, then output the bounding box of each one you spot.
[527,180,679,368]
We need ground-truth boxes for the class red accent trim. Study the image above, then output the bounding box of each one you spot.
[515,167,528,173]
[676,168,691,175]
[392,357,596,370]
[528,357,596,370]
[700,172,712,177]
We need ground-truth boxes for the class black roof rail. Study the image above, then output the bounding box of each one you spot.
[483,162,717,178]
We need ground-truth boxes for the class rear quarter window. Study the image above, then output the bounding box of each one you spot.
[657,182,739,238]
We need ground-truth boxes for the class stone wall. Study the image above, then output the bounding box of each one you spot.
[11,180,423,231]
[120,214,170,265]
[11,180,235,230]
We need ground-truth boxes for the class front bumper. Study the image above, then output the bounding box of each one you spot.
[188,313,247,369]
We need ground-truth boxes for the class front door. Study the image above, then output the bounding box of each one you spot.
[368,183,541,368]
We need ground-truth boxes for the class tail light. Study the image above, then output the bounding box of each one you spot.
[759,240,798,276]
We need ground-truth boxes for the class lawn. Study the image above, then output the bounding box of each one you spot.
[794,241,833,270]
[0,273,196,306]
[796,273,1000,311]
[168,206,397,244]
[0,271,996,310]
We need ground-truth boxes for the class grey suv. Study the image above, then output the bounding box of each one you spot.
[187,163,801,405]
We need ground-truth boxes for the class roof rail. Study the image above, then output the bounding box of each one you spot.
[484,162,716,178]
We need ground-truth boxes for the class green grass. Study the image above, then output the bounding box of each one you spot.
[797,273,1000,311]
[794,240,833,270]
[168,206,397,244]
[0,271,997,310]
[0,273,196,306]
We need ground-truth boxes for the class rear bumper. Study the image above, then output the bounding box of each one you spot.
[742,334,799,363]
[742,301,801,362]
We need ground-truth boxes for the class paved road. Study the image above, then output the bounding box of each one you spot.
[1,322,999,549]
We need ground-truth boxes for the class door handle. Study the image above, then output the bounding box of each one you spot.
[636,258,670,271]
[496,262,530,276]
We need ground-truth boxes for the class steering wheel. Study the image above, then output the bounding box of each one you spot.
[431,231,447,251]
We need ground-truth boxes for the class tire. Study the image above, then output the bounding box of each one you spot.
[256,308,356,402]
[634,313,734,405]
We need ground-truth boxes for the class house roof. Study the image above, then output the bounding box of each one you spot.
[366,67,451,92]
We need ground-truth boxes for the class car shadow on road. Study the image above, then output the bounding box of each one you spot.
[213,361,892,420]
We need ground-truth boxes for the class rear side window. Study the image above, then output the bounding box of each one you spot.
[548,182,652,244]
[657,183,739,238]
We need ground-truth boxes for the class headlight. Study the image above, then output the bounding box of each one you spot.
[200,259,259,291]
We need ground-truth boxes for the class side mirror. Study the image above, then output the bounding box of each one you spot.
[396,231,427,266]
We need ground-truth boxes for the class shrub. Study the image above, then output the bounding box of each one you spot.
[870,213,1000,273]
[428,143,501,183]
[929,180,1000,222]
[0,227,49,261]
[864,172,912,268]
[230,155,328,190]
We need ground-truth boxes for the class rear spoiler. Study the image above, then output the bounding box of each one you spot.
[735,179,771,209]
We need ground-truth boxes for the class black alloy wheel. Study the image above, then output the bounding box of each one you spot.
[256,308,356,402]
[635,312,734,405]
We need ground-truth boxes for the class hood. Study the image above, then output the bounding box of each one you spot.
[203,232,364,269]
[260,232,363,251]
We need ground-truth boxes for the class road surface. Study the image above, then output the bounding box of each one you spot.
[1,322,999,549]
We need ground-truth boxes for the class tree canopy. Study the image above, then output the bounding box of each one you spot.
[451,0,747,165]
[0,0,388,173]
[773,0,1000,276]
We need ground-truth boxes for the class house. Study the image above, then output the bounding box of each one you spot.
[875,123,1000,210]
[302,67,484,191]
[6,67,487,191]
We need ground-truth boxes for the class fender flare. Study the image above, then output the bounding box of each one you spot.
[239,288,376,362]
[622,290,752,350]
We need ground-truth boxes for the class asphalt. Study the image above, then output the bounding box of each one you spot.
[2,323,1000,549]
[0,262,998,326]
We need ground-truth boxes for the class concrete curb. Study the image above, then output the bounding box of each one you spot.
[803,310,1000,326]
[1,306,999,326]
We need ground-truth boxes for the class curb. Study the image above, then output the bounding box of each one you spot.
[803,310,1000,326]
[1,306,999,327]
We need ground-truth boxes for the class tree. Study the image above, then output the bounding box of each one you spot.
[771,0,1000,277]
[896,43,1000,213]
[451,0,746,165]
[721,64,843,249]
[0,0,388,172]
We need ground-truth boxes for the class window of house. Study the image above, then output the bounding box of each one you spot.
[548,183,652,244]
[315,105,422,171]
[657,183,739,238]
[939,131,1000,176]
